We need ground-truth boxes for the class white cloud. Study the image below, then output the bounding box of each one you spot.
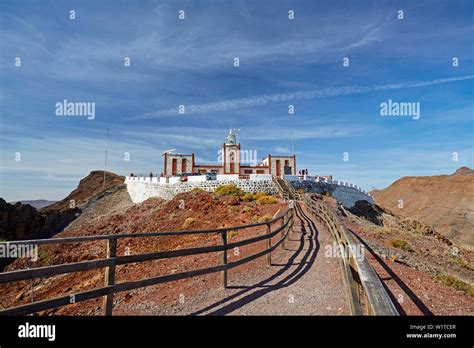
[132,75,474,118]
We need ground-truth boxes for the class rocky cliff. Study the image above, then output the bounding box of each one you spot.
[43,170,125,212]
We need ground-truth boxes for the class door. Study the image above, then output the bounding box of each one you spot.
[229,153,235,173]
[182,158,187,173]
[172,159,177,176]
[276,160,281,177]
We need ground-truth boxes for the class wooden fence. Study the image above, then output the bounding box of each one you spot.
[0,208,294,316]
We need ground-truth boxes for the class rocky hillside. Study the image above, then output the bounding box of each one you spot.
[319,194,474,314]
[0,171,129,270]
[43,171,125,212]
[0,199,78,242]
[1,171,126,242]
[371,167,474,250]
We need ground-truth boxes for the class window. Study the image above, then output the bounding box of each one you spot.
[244,169,253,174]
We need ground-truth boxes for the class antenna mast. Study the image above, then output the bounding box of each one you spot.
[291,131,295,154]
[103,128,109,191]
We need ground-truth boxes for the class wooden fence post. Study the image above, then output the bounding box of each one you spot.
[266,223,272,265]
[281,214,286,249]
[221,230,228,288]
[103,237,117,316]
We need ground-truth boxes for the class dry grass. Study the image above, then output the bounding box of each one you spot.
[227,230,239,240]
[257,214,273,223]
[242,205,253,213]
[389,239,414,252]
[435,274,474,297]
[182,217,195,229]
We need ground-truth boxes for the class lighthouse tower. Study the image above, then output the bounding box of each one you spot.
[222,129,240,174]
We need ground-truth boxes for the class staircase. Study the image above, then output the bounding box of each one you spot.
[273,177,299,200]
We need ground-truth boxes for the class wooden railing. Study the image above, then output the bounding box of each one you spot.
[0,208,294,316]
[300,194,398,316]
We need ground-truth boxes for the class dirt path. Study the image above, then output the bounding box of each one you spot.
[112,201,350,315]
[199,201,350,315]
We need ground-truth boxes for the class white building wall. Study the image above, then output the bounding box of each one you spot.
[165,155,193,176]
[270,157,295,176]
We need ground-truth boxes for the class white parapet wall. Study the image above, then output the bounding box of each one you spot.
[126,178,278,204]
[216,174,240,181]
[187,175,208,182]
[249,174,272,181]
[284,175,300,181]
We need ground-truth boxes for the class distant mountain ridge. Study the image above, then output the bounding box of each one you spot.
[371,167,474,250]
[13,200,56,209]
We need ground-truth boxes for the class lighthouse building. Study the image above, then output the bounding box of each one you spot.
[162,129,296,177]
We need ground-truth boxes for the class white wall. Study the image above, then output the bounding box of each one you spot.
[169,177,181,184]
[187,175,208,182]
[249,174,272,181]
[216,174,239,181]
[126,179,278,204]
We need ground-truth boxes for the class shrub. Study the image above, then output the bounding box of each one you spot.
[215,184,244,197]
[228,206,239,214]
[389,239,414,252]
[256,194,278,205]
[191,187,205,193]
[243,191,278,205]
[449,254,470,269]
[258,214,273,223]
[228,230,239,240]
[242,205,253,213]
[182,217,195,229]
[38,250,49,264]
[435,274,474,297]
[242,193,255,202]
[169,212,177,220]
[253,192,267,200]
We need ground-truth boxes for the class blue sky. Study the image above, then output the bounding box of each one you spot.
[1,0,473,201]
